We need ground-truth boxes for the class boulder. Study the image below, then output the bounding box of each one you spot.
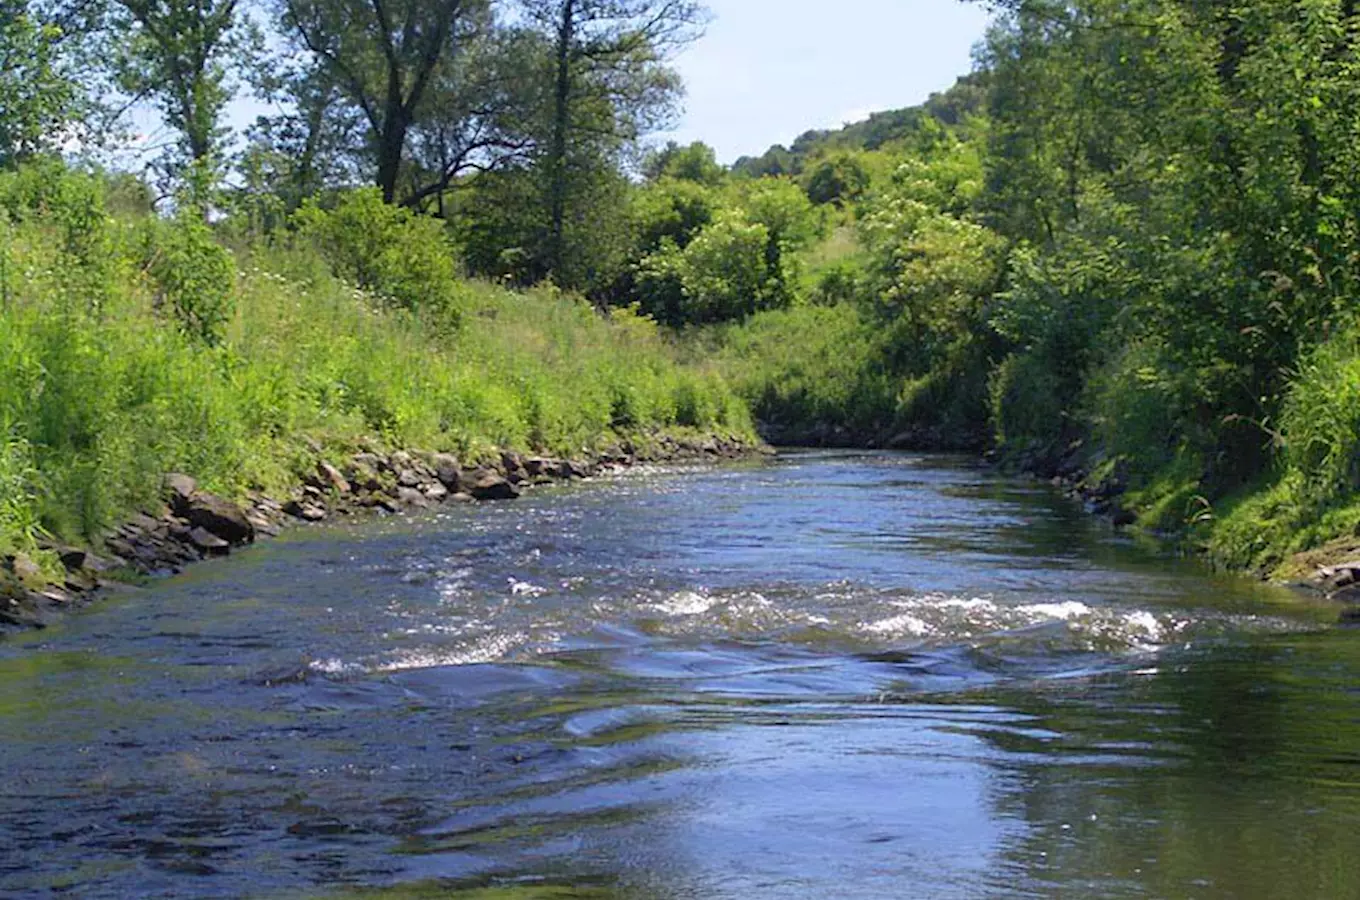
[396,487,428,508]
[423,482,449,502]
[317,460,350,494]
[164,474,255,545]
[188,527,230,555]
[431,453,462,491]
[467,468,521,501]
[1318,561,1360,593]
[283,500,327,522]
[165,473,198,506]
[182,492,255,545]
[346,462,383,493]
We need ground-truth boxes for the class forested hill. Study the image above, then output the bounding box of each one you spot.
[731,74,989,178]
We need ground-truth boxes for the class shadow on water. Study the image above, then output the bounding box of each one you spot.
[1,451,1357,899]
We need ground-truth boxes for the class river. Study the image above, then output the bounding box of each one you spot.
[2,450,1357,899]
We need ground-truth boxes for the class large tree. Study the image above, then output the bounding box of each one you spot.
[280,0,500,203]
[519,0,707,284]
[112,0,246,183]
[1,0,112,167]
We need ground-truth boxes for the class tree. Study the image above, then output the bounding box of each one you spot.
[0,1,77,166]
[279,0,497,203]
[643,139,723,185]
[112,0,247,189]
[0,0,108,167]
[519,0,707,285]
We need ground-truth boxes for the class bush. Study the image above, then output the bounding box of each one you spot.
[293,188,463,322]
[713,303,897,441]
[988,351,1067,452]
[142,213,236,344]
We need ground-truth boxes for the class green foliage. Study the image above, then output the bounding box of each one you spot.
[803,152,870,207]
[142,213,236,344]
[0,162,753,560]
[0,422,41,557]
[0,1,83,166]
[712,303,897,442]
[633,177,815,326]
[644,141,725,186]
[1279,328,1360,506]
[294,188,463,321]
[988,350,1065,453]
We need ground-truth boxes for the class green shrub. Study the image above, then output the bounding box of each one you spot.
[142,213,236,344]
[293,188,463,322]
[989,351,1066,452]
[713,303,897,440]
[1280,328,1360,505]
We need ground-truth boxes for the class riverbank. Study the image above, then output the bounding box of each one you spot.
[996,440,1360,611]
[0,166,758,626]
[0,430,766,630]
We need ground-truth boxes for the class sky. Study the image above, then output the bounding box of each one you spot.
[130,0,991,171]
[664,0,993,163]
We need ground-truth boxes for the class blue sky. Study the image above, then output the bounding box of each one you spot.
[134,0,990,170]
[665,0,993,162]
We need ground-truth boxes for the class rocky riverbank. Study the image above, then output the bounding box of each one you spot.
[0,431,766,631]
[1000,440,1360,614]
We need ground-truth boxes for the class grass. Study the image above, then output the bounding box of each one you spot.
[0,165,754,562]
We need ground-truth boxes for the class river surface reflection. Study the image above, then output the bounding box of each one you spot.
[1,451,1355,898]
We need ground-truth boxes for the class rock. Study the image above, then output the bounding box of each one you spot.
[283,500,327,522]
[1111,507,1137,528]
[64,569,99,593]
[1317,561,1360,592]
[38,586,72,605]
[396,486,428,508]
[1331,583,1360,605]
[188,527,231,555]
[390,450,415,470]
[397,469,423,489]
[245,513,281,537]
[347,462,383,493]
[9,553,45,588]
[423,482,449,502]
[467,469,521,501]
[352,452,385,474]
[449,492,475,504]
[317,460,350,494]
[431,453,462,491]
[181,492,255,545]
[164,473,198,506]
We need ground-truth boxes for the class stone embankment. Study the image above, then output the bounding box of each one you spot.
[1,432,761,629]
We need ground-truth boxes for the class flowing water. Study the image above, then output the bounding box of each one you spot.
[2,451,1358,899]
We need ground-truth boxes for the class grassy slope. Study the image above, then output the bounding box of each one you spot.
[0,171,753,566]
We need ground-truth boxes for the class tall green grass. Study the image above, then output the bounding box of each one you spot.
[1208,322,1360,573]
[0,165,752,557]
[707,303,898,442]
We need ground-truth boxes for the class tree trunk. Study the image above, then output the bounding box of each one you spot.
[546,0,575,283]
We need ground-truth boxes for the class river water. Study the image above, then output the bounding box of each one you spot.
[2,451,1357,899]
